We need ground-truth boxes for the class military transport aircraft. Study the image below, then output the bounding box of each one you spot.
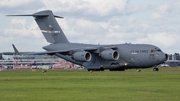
[7,10,168,71]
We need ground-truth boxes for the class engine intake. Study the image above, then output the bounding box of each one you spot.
[100,49,119,61]
[72,51,91,62]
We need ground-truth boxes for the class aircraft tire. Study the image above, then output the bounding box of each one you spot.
[87,69,104,71]
[100,67,104,71]
[109,69,125,71]
[153,68,159,71]
[100,69,104,71]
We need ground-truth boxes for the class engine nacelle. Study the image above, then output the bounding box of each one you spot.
[100,49,119,61]
[72,51,91,62]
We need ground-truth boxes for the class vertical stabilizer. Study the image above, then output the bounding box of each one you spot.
[33,10,69,43]
[12,44,20,55]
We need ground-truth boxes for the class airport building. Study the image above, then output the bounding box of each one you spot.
[0,52,79,69]
[168,53,180,60]
[164,53,180,67]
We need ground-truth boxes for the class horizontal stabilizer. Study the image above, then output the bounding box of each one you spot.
[54,15,64,18]
[7,14,63,18]
[6,14,48,17]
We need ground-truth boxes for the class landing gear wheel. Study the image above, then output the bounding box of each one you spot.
[153,68,159,71]
[100,67,104,71]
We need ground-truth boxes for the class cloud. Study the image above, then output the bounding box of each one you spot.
[151,13,162,19]
[83,0,128,16]
[0,0,44,14]
[39,0,128,16]
[56,17,109,43]
[0,35,13,43]
[147,33,178,46]
[0,0,180,54]
[0,0,32,7]
[133,32,178,50]
[2,19,43,39]
[11,19,26,29]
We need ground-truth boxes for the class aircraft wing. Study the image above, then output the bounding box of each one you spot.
[27,45,118,55]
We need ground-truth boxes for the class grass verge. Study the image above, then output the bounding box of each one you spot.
[0,67,180,101]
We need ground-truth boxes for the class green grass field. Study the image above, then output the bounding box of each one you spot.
[0,68,180,101]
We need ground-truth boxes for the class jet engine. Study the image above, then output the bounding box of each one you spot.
[100,49,119,61]
[72,51,91,62]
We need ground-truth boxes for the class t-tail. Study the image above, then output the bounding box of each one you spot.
[7,10,69,44]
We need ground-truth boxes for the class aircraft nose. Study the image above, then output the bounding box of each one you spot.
[164,54,168,62]
[161,53,168,63]
[158,53,168,65]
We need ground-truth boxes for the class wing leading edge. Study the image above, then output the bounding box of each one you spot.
[27,45,118,55]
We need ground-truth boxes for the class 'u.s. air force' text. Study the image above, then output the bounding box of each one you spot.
[131,50,149,53]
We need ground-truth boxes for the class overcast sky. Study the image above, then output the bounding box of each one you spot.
[0,0,180,54]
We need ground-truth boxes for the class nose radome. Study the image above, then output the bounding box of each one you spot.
[164,54,168,61]
[159,53,168,64]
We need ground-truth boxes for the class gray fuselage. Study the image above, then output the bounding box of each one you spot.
[43,43,167,70]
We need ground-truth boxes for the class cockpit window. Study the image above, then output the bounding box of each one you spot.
[151,49,156,52]
[156,49,162,52]
[151,48,162,53]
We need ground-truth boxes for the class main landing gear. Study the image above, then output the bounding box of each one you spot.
[153,68,159,71]
[88,68,105,71]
